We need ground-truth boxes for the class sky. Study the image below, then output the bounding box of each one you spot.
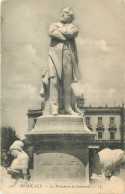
[1,0,125,138]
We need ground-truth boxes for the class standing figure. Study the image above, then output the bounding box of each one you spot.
[48,7,82,116]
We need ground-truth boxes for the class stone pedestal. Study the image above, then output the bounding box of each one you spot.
[25,115,96,184]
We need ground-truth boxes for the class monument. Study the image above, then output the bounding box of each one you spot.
[26,7,96,185]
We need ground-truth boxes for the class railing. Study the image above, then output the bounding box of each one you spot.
[86,125,92,130]
[97,124,104,128]
[109,124,116,128]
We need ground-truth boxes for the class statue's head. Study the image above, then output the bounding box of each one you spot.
[10,145,22,158]
[10,149,19,158]
[12,140,24,148]
[60,7,75,24]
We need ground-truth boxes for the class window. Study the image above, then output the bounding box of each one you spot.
[98,132,103,139]
[86,117,90,126]
[110,117,115,125]
[98,117,102,125]
[110,132,115,140]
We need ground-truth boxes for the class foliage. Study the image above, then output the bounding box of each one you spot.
[1,126,20,151]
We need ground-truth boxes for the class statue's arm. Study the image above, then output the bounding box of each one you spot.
[22,168,28,180]
[21,156,29,169]
[58,25,79,39]
[20,155,29,179]
[49,23,66,41]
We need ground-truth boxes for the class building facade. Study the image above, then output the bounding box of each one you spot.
[75,95,125,150]
[84,106,124,150]
[27,98,125,151]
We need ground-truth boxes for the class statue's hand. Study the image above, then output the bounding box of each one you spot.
[58,27,67,34]
[40,87,44,97]
[49,23,66,41]
[7,167,11,172]
[7,168,21,175]
[57,24,79,38]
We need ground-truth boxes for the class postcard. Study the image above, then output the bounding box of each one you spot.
[1,0,125,193]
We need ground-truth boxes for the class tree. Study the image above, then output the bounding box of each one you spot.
[1,126,20,151]
[1,126,20,167]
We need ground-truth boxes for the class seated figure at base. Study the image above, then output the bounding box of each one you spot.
[90,148,125,186]
[7,141,29,181]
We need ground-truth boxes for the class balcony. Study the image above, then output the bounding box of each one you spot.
[108,124,117,131]
[86,125,92,130]
[109,124,116,128]
[97,124,104,128]
[96,124,104,131]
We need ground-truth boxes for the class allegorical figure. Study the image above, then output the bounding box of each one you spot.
[48,7,82,116]
[90,148,125,188]
[7,141,29,181]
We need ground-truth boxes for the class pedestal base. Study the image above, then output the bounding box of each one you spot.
[25,115,96,184]
[33,148,89,184]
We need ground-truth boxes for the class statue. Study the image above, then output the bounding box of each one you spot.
[90,148,125,186]
[7,141,30,182]
[40,7,82,116]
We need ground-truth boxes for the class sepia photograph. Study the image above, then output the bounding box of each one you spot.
[1,0,125,193]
